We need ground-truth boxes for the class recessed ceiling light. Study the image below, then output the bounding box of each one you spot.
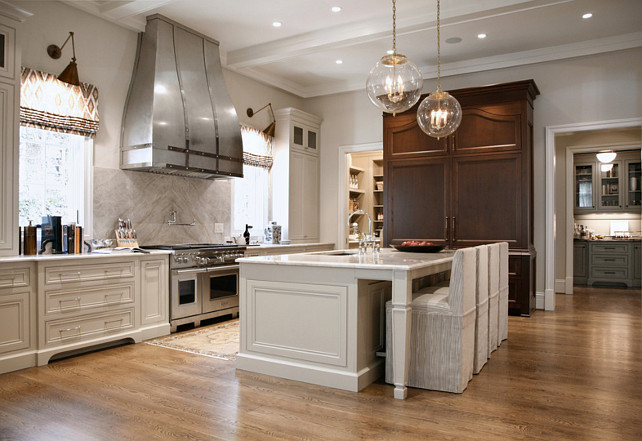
[272,21,282,28]
[386,49,394,54]
[582,12,593,19]
[446,37,462,44]
[331,6,342,13]
[477,33,487,39]
[335,59,343,65]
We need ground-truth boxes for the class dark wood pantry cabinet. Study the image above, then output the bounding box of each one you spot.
[383,80,539,316]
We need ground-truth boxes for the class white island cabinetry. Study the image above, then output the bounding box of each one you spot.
[237,249,454,399]
[0,252,170,373]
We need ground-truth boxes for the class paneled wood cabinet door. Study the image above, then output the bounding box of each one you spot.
[384,112,448,160]
[451,153,524,249]
[451,103,522,155]
[385,157,449,245]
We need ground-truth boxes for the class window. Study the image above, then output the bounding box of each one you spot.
[232,127,273,238]
[18,126,92,229]
[19,67,100,238]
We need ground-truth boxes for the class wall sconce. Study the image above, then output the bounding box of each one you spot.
[47,31,80,86]
[246,103,276,137]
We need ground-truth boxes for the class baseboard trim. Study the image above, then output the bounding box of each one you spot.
[555,279,566,294]
[536,291,545,310]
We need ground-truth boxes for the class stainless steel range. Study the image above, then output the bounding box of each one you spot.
[141,244,245,332]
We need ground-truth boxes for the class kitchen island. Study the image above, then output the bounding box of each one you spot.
[236,248,454,399]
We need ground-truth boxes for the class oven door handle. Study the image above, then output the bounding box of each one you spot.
[205,264,239,273]
[172,267,210,275]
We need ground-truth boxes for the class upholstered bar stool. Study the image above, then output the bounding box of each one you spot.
[487,243,500,357]
[498,242,509,344]
[473,245,489,374]
[385,247,477,393]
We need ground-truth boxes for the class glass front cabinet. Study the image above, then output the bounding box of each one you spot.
[574,150,641,214]
[575,162,595,212]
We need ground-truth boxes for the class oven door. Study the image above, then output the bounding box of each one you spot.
[201,265,239,314]
[171,267,207,320]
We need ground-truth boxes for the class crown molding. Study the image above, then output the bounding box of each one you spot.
[0,0,33,22]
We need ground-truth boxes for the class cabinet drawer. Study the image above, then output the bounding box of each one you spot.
[591,243,629,253]
[45,261,135,285]
[45,308,134,345]
[591,254,628,267]
[45,283,135,315]
[0,266,31,290]
[591,267,629,280]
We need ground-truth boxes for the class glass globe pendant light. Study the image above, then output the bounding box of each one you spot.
[366,0,423,116]
[416,0,462,139]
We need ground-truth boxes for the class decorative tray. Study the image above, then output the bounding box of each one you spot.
[392,245,445,253]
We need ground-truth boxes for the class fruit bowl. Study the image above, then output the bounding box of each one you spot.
[392,244,445,253]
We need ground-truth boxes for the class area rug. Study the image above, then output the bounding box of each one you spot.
[145,319,239,360]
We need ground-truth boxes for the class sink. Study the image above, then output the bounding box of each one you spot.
[324,251,358,256]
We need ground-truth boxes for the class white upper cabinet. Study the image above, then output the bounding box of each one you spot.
[273,108,322,243]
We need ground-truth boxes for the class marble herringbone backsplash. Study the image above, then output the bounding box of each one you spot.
[93,167,232,245]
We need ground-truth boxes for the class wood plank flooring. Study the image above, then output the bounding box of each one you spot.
[1,286,640,440]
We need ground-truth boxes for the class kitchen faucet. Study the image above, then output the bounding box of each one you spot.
[347,210,376,253]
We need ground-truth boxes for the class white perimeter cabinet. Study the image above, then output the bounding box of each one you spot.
[0,253,169,373]
[0,9,24,257]
[273,108,322,243]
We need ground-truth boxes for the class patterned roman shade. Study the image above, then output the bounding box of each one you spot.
[241,125,273,170]
[19,67,100,138]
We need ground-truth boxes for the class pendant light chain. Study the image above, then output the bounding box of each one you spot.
[436,0,441,92]
[392,0,397,54]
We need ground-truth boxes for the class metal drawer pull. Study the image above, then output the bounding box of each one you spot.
[603,258,616,261]
[602,247,615,250]
[61,271,81,277]
[104,293,124,300]
[59,297,81,305]
[604,271,616,275]
[104,318,124,328]
[59,326,81,334]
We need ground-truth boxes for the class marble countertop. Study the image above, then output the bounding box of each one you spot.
[0,249,171,264]
[574,238,641,242]
[245,242,334,249]
[237,248,455,271]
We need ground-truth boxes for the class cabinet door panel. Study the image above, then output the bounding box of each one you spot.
[452,105,521,154]
[385,158,449,245]
[289,151,319,241]
[384,114,448,159]
[452,154,522,248]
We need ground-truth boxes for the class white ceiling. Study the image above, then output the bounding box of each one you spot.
[61,0,642,97]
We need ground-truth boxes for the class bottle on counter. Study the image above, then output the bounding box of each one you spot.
[243,224,252,245]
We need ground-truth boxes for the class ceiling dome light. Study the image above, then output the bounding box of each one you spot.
[366,0,423,115]
[416,0,462,139]
[582,13,593,19]
[272,21,282,28]
[331,6,342,13]
[600,163,614,172]
[336,59,343,65]
[596,151,617,163]
[477,33,487,39]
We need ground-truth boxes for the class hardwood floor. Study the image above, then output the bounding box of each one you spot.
[1,287,640,440]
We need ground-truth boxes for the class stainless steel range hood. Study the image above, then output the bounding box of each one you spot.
[120,14,243,179]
